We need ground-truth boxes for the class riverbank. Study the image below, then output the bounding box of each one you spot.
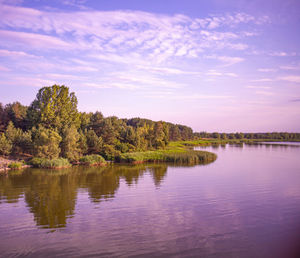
[2,139,299,171]
[0,141,217,171]
[0,157,31,173]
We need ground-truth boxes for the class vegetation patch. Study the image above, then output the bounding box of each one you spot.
[8,161,23,170]
[30,157,71,169]
[79,154,106,166]
[115,149,216,165]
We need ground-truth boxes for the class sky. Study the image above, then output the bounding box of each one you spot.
[0,0,300,132]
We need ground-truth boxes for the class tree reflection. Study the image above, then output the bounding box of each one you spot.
[148,164,168,187]
[0,170,28,203]
[81,167,120,203]
[24,169,77,228]
[0,164,170,228]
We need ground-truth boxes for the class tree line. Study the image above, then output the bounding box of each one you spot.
[0,85,193,160]
[194,132,300,141]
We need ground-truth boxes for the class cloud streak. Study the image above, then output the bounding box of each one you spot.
[0,4,268,64]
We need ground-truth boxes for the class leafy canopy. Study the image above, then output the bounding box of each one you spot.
[27,85,79,131]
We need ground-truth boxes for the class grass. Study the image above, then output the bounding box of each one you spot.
[29,157,71,169]
[79,154,107,166]
[8,161,23,169]
[115,144,217,165]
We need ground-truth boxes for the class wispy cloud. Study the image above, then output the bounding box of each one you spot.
[206,69,238,77]
[255,90,274,96]
[0,65,10,72]
[246,85,271,89]
[146,92,233,100]
[62,0,88,9]
[279,76,300,83]
[269,51,297,57]
[137,65,198,75]
[280,65,300,71]
[251,78,273,82]
[0,4,268,64]
[0,48,38,58]
[258,68,276,72]
[0,30,72,49]
[205,55,244,66]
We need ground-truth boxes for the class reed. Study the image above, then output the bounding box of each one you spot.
[30,157,71,169]
[116,149,216,165]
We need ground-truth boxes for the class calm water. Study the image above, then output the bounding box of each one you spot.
[1,143,300,257]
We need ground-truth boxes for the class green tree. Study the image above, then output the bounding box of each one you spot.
[153,122,166,148]
[0,133,12,156]
[4,102,28,129]
[61,125,81,162]
[86,130,103,154]
[0,103,6,132]
[212,132,220,139]
[78,130,88,156]
[79,112,92,131]
[27,85,79,131]
[90,111,104,134]
[32,126,62,159]
[169,125,181,141]
[221,133,227,140]
[4,121,33,155]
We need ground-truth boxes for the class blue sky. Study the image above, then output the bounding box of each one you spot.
[0,0,300,132]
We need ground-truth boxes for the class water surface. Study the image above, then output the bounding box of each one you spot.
[1,143,300,257]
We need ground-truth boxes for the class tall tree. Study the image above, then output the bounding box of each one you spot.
[27,85,79,131]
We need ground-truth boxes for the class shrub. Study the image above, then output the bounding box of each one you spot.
[29,157,71,169]
[8,161,23,169]
[79,154,106,166]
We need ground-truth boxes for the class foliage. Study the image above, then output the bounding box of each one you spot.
[27,85,79,131]
[8,161,23,169]
[0,133,12,155]
[32,126,62,159]
[79,154,106,165]
[194,131,300,141]
[29,157,71,168]
[77,130,88,156]
[115,148,216,165]
[86,129,103,154]
[5,121,32,154]
[61,125,81,161]
[101,144,121,161]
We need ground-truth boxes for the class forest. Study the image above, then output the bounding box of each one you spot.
[0,85,194,162]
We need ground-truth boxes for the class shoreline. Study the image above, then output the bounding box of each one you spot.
[1,139,298,172]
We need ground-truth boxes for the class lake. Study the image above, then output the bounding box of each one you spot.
[1,143,300,257]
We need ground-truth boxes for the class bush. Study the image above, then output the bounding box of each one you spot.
[79,154,106,166]
[8,161,23,169]
[29,157,71,169]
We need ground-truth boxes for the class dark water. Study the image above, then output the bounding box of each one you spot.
[1,143,300,257]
